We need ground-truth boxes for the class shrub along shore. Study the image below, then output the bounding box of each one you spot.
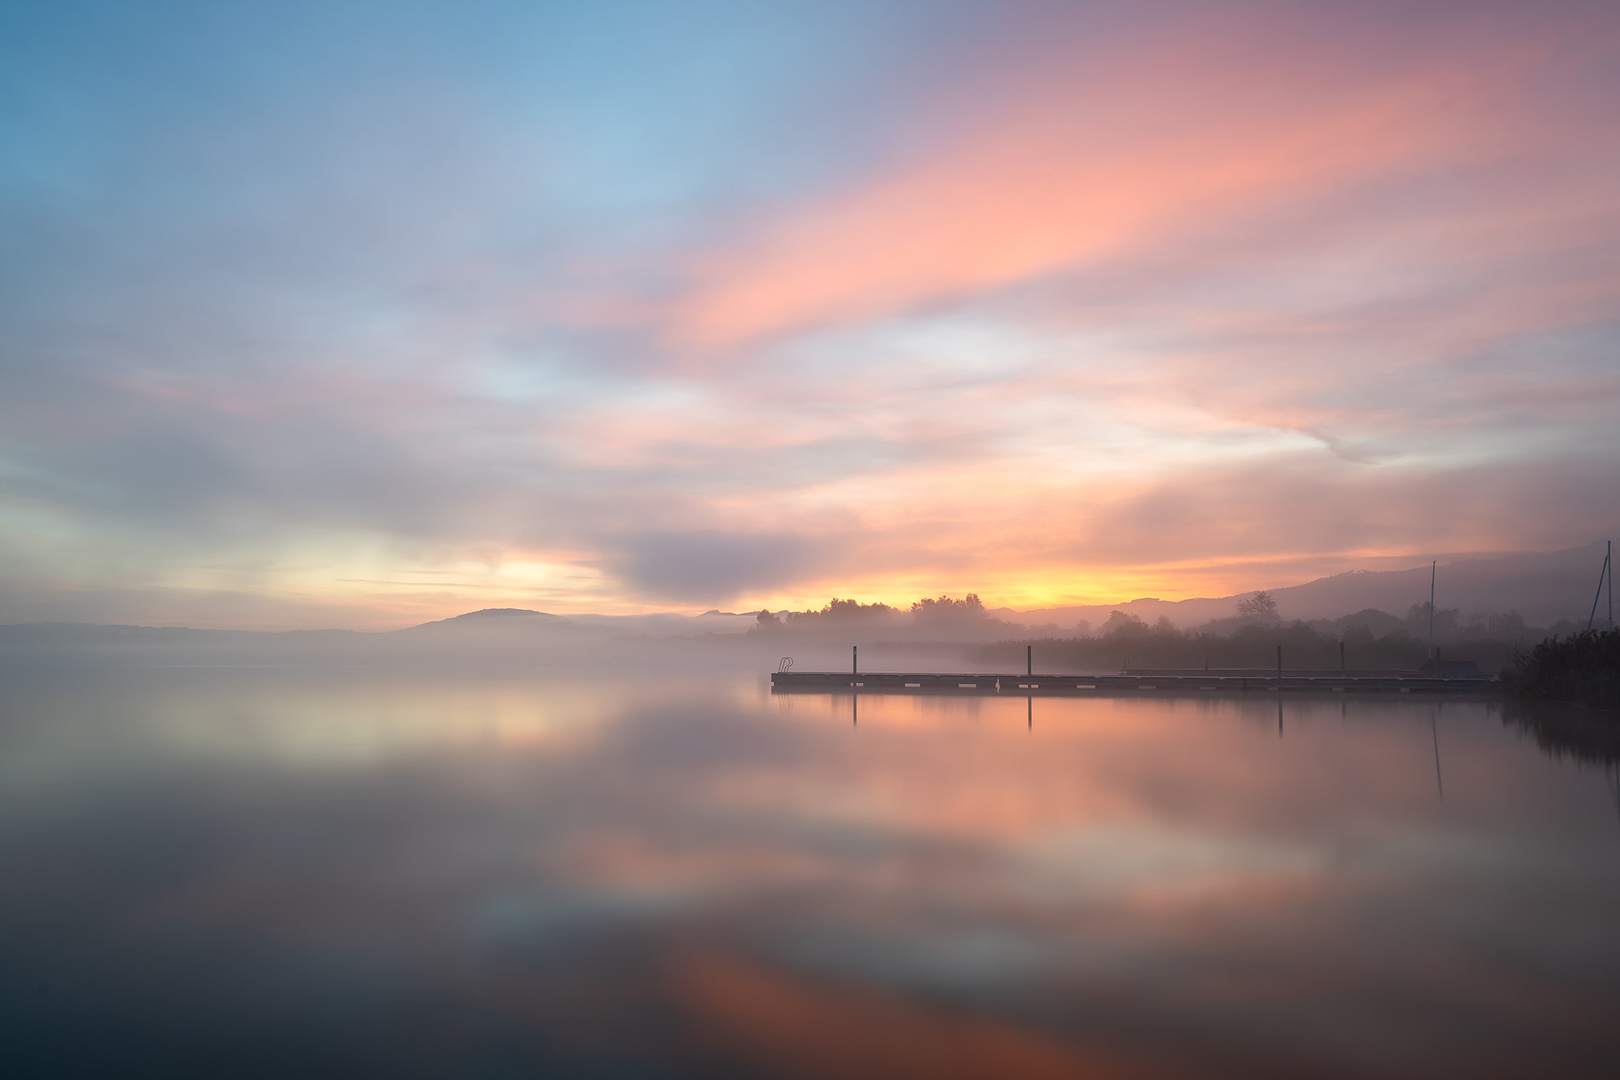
[969,603,1543,676]
[1501,629,1620,713]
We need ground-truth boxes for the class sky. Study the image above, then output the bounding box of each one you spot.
[2,0,1618,630]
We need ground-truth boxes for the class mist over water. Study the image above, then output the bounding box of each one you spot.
[7,1,1620,1073]
[3,648,1617,1078]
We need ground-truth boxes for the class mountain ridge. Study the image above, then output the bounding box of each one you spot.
[1001,541,1611,630]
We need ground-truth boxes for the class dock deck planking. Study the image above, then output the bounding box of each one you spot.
[770,671,1500,695]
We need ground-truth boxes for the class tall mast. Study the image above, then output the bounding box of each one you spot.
[1428,561,1436,660]
[1589,543,1612,633]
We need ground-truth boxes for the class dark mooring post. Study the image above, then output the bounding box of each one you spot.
[852,645,858,676]
[1027,644,1032,677]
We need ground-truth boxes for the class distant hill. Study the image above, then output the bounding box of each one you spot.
[404,607,564,628]
[1005,541,1612,630]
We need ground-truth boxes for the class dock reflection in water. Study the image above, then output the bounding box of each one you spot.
[3,668,1618,1078]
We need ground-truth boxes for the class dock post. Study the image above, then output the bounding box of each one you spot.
[1027,644,1032,677]
[853,645,858,676]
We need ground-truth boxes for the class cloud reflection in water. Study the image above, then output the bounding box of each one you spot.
[2,671,1618,1077]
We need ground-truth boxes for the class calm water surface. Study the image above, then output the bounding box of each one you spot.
[3,665,1618,1078]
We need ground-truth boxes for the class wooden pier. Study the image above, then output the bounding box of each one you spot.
[770,671,1500,696]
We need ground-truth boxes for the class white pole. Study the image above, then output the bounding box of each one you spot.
[1428,561,1436,660]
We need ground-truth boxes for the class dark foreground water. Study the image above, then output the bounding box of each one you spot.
[3,666,1618,1078]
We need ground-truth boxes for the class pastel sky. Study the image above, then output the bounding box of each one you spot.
[3,0,1618,629]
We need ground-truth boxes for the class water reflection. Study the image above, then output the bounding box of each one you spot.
[1432,707,1445,802]
[3,668,1618,1078]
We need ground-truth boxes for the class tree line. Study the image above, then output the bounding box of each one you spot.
[754,590,1589,676]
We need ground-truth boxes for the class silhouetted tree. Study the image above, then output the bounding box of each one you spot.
[1406,601,1460,634]
[1102,610,1148,636]
[1237,591,1279,623]
[910,593,987,619]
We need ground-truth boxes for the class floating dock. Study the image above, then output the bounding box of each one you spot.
[771,671,1500,695]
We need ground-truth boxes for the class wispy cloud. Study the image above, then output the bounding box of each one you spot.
[1,1,1617,626]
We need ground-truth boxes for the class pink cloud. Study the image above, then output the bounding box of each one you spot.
[661,8,1601,350]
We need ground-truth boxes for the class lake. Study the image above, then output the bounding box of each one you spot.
[3,662,1618,1078]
